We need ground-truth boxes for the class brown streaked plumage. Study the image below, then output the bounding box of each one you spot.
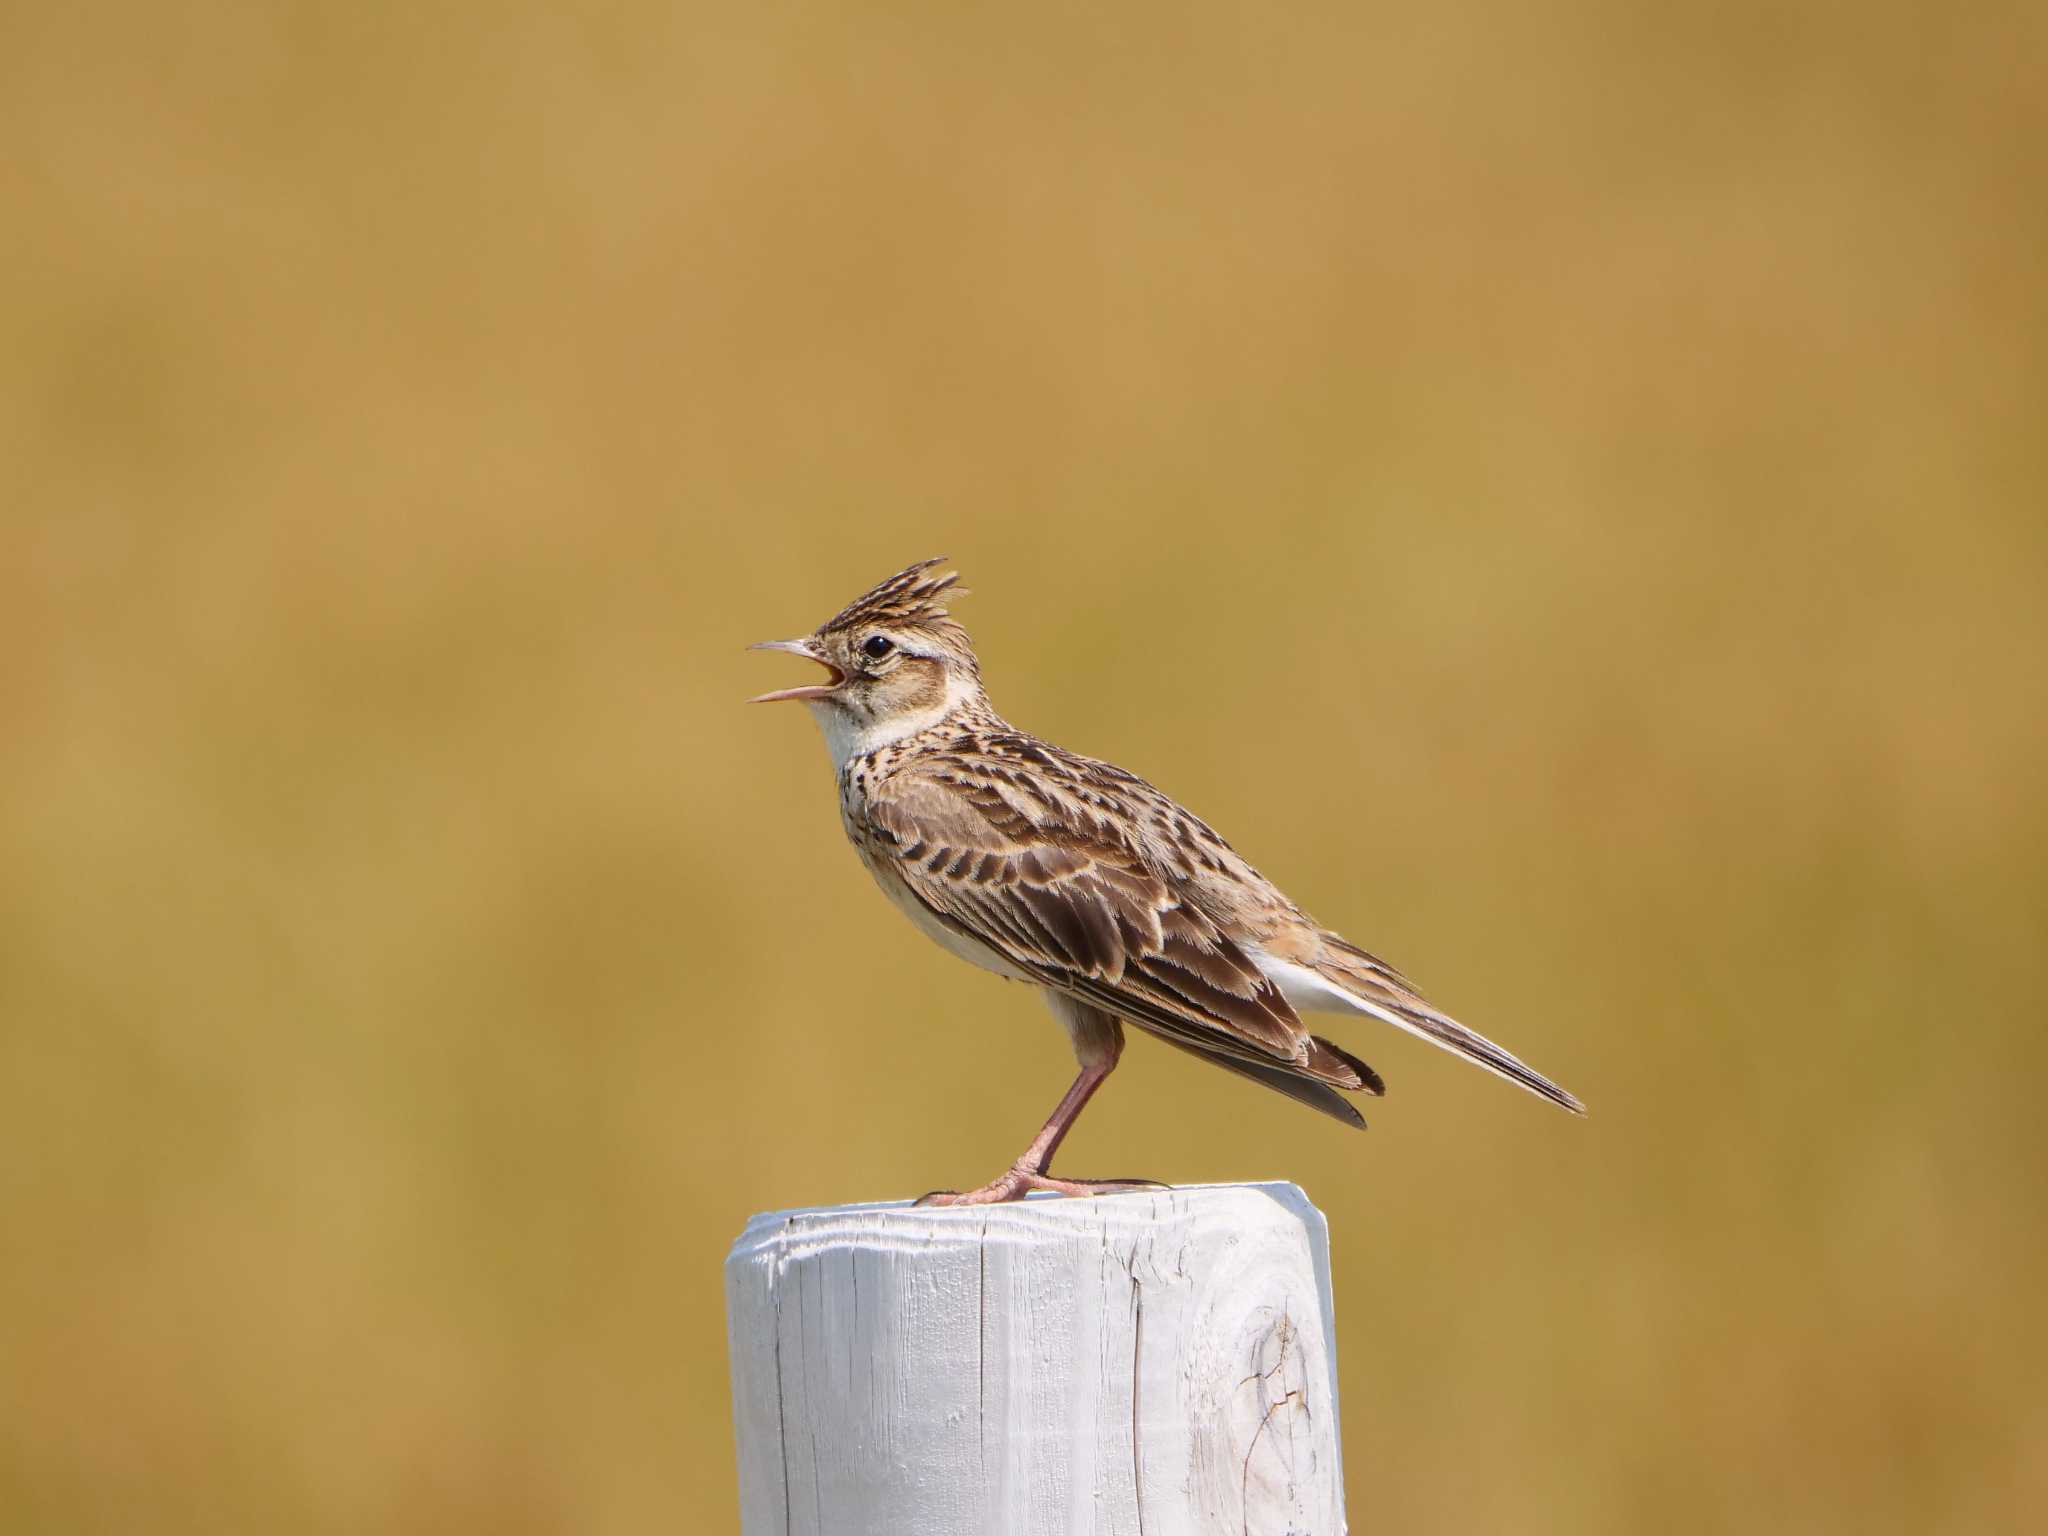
[752,558,1583,1205]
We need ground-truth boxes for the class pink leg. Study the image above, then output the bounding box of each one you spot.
[918,998,1166,1207]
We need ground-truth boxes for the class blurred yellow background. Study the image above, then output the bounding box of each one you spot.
[4,3,2044,1531]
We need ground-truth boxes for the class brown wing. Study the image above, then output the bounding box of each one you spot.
[865,766,1370,1095]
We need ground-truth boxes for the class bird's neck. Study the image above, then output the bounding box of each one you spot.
[811,676,1001,771]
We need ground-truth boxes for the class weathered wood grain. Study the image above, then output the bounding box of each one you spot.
[726,1182,1345,1534]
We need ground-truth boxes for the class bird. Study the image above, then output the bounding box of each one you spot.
[751,558,1583,1205]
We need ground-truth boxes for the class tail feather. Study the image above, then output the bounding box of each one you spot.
[1315,936,1586,1115]
[1376,999,1585,1114]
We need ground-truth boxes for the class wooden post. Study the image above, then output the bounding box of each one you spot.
[725,1182,1346,1534]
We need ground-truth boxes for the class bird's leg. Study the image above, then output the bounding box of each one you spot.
[917,1059,1160,1206]
[918,1000,1168,1207]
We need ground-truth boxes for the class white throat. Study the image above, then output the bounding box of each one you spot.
[806,670,982,770]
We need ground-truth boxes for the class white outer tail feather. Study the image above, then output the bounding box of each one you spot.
[1249,950,1587,1115]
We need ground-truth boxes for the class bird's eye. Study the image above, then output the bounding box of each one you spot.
[861,635,895,661]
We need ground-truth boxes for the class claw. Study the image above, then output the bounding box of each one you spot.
[914,1168,1169,1207]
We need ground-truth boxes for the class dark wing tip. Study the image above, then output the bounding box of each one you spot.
[1307,1035,1385,1096]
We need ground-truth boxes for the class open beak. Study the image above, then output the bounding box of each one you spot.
[747,638,846,703]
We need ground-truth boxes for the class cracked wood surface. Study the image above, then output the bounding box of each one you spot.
[726,1183,1345,1535]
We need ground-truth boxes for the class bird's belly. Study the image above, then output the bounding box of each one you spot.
[858,847,1035,984]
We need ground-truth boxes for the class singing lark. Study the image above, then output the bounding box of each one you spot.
[752,559,1583,1205]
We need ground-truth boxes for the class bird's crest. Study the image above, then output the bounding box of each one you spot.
[822,557,966,636]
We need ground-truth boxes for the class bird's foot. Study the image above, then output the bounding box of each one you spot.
[915,1166,1168,1207]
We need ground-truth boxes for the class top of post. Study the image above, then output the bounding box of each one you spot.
[728,1179,1329,1265]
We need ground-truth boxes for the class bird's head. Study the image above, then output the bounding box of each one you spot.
[750,558,985,762]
